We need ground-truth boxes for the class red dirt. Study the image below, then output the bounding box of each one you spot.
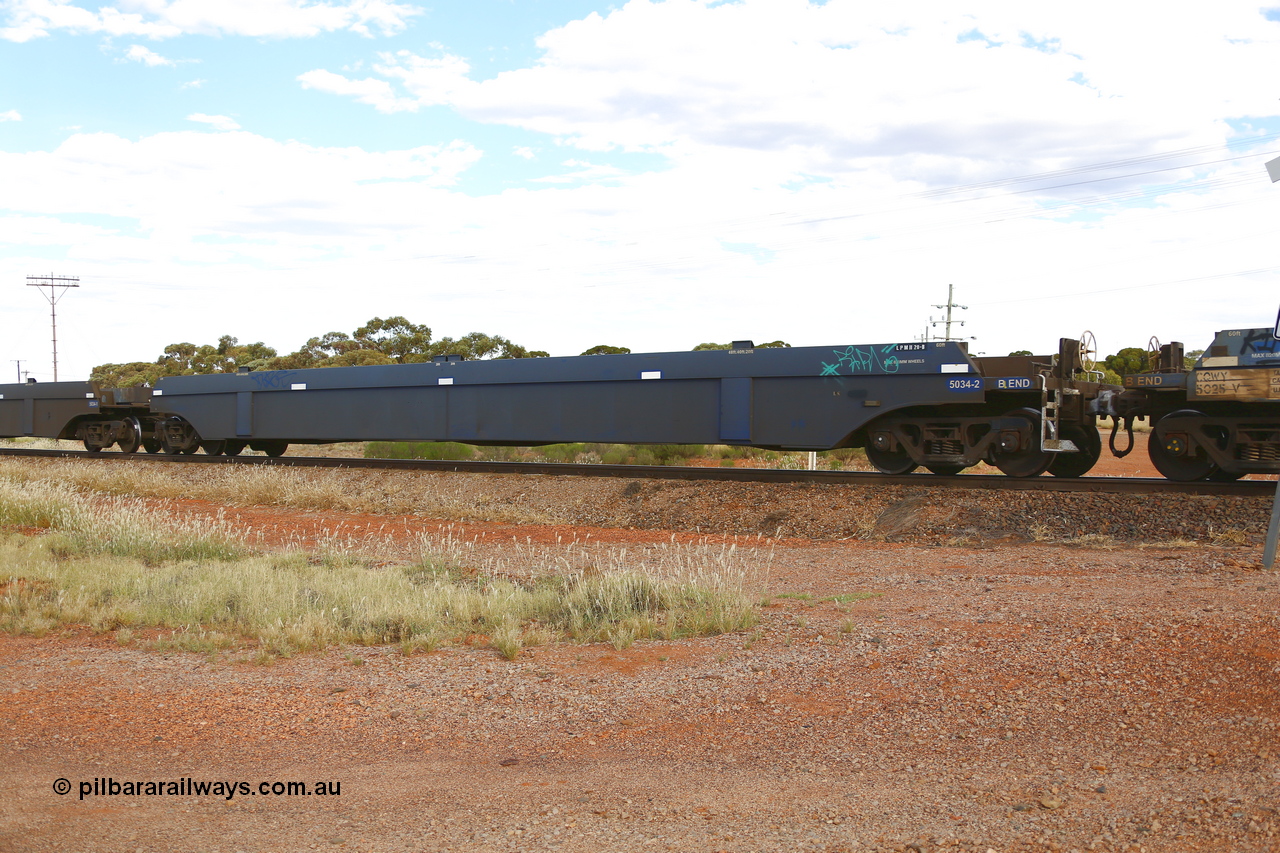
[1,453,1278,852]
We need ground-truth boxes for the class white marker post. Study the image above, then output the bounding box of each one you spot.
[1263,155,1280,569]
[1265,302,1280,570]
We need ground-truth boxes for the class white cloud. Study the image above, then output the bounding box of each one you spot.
[123,43,175,66]
[0,213,118,246]
[302,0,1280,187]
[3,1,1279,382]
[181,78,205,89]
[187,113,240,130]
[0,0,421,42]
[370,49,475,106]
[0,109,21,121]
[0,129,482,238]
[298,48,476,113]
[530,159,626,183]
[296,49,477,113]
[297,69,418,113]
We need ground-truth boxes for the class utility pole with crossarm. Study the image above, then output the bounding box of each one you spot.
[930,284,973,343]
[26,273,79,382]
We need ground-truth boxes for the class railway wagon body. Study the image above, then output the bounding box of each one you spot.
[0,336,1114,478]
[148,340,983,456]
[1115,327,1280,481]
[144,337,1108,477]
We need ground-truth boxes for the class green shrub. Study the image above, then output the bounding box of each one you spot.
[365,441,476,461]
[533,443,589,463]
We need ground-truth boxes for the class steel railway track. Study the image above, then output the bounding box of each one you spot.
[0,447,1272,497]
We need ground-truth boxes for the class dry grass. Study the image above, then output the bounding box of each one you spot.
[0,456,555,524]
[0,476,246,563]
[0,437,83,452]
[0,469,764,658]
[1209,528,1249,546]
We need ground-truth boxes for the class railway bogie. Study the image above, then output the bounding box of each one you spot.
[1112,328,1280,481]
[861,336,1114,478]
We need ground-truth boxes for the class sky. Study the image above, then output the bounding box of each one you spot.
[2,0,1279,382]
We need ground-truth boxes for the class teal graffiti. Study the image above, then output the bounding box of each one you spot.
[820,344,901,376]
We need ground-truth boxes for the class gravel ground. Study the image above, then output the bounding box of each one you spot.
[273,431,1280,546]
[1,458,1278,852]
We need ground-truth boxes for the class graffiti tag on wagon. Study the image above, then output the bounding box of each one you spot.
[248,371,301,390]
[1235,329,1280,357]
[820,345,901,377]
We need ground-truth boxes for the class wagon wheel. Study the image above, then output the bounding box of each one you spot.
[1147,410,1216,481]
[116,417,142,454]
[163,432,197,454]
[865,442,918,475]
[925,463,966,475]
[1048,423,1102,478]
[251,440,289,458]
[202,440,227,456]
[141,435,163,454]
[159,417,201,455]
[991,408,1052,478]
[223,441,247,457]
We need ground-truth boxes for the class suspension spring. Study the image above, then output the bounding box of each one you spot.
[1239,444,1280,462]
[925,439,964,456]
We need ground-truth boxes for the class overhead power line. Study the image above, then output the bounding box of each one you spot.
[26,273,80,381]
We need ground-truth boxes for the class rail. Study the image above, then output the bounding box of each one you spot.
[0,447,1272,497]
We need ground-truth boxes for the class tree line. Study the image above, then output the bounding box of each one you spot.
[90,317,793,387]
[91,317,549,387]
[1100,346,1203,384]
